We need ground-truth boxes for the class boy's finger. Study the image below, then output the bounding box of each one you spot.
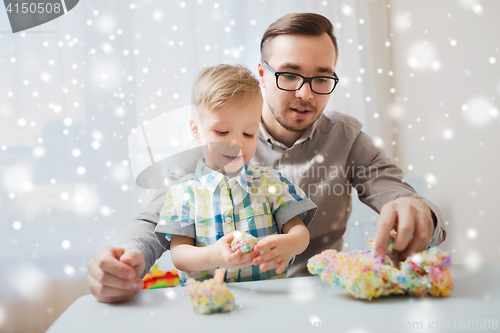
[237,251,258,264]
[244,250,259,260]
[275,261,287,275]
[227,249,242,262]
[260,257,280,272]
[224,232,237,242]
[252,249,277,266]
[253,236,276,253]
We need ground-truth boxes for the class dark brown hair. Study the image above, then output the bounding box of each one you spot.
[260,13,338,62]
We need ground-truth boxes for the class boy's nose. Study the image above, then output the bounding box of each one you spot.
[228,141,242,151]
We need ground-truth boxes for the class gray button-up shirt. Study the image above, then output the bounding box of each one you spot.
[116,112,446,277]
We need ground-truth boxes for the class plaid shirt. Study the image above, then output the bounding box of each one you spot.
[155,158,317,283]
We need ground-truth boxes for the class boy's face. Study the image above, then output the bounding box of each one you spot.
[191,99,262,175]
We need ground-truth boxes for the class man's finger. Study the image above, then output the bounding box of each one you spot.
[119,250,141,266]
[95,252,136,280]
[398,213,431,260]
[393,206,415,252]
[119,249,145,277]
[87,274,140,303]
[88,259,143,290]
[92,246,136,280]
[87,272,141,298]
[374,204,398,257]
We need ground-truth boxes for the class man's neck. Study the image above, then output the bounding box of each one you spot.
[262,109,304,148]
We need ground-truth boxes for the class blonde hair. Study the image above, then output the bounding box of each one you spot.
[192,64,263,112]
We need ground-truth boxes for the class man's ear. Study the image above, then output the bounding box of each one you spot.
[189,119,202,143]
[257,61,266,88]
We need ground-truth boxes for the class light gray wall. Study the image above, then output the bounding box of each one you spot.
[389,0,500,264]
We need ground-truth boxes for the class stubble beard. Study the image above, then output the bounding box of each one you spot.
[268,102,317,133]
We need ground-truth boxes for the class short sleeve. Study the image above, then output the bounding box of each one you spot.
[263,170,317,232]
[154,183,196,250]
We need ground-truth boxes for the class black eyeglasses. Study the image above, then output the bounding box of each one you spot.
[263,62,339,95]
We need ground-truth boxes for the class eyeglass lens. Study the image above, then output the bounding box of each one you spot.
[278,74,335,94]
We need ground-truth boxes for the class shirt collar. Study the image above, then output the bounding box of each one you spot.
[194,158,254,194]
[258,116,323,148]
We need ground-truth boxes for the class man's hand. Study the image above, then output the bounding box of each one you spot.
[208,233,258,269]
[252,234,296,274]
[375,197,435,260]
[86,246,145,303]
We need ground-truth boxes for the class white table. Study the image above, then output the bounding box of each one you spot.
[46,263,500,333]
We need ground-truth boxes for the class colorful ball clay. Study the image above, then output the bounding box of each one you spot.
[230,232,258,254]
[185,268,235,314]
[307,231,454,299]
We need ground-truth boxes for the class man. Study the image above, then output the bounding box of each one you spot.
[87,13,446,303]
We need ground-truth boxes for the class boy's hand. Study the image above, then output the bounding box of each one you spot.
[209,232,258,269]
[252,234,295,275]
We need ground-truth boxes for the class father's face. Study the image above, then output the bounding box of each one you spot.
[258,33,337,132]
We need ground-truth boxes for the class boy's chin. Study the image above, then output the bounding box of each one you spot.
[222,162,244,175]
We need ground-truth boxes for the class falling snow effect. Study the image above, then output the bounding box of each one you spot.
[461,96,499,127]
[288,277,318,303]
[393,12,412,31]
[407,41,440,71]
[0,1,499,332]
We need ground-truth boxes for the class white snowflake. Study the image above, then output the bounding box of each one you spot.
[407,41,438,71]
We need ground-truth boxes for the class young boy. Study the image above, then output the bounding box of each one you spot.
[154,64,317,283]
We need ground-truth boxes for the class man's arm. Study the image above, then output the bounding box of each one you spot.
[348,131,446,258]
[86,187,168,303]
[114,187,169,277]
[86,146,204,303]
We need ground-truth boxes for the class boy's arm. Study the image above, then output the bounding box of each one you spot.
[170,235,212,272]
[281,216,310,255]
[252,216,310,274]
[170,233,259,272]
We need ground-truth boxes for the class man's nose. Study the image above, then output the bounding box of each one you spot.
[295,81,314,101]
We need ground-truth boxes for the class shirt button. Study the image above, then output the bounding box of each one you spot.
[255,205,261,212]
[225,217,232,223]
[284,152,290,158]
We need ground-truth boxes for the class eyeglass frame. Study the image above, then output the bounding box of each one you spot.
[263,61,339,95]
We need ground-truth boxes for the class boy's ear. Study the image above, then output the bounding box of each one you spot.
[257,62,266,88]
[190,119,202,143]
